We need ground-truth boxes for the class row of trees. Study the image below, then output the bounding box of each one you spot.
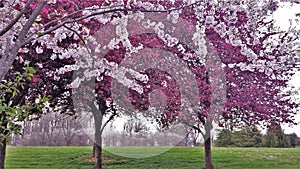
[215,126,299,148]
[14,115,300,148]
[12,114,203,147]
[11,112,92,146]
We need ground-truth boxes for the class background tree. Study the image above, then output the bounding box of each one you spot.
[232,126,263,147]
[263,127,291,148]
[287,133,298,148]
[215,126,263,147]
[215,129,234,147]
[215,126,295,148]
[16,112,89,146]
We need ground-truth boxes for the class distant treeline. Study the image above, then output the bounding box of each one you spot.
[214,126,299,148]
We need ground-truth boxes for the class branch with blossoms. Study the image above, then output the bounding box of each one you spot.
[0,0,34,36]
[0,0,205,82]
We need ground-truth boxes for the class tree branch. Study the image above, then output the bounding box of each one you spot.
[180,120,205,137]
[22,1,202,46]
[63,24,93,57]
[16,0,46,46]
[100,107,117,135]
[26,4,124,39]
[2,0,47,80]
[0,0,34,36]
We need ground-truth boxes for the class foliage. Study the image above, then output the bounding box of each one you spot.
[215,126,262,147]
[214,129,234,147]
[262,127,291,148]
[287,133,298,148]
[215,126,296,148]
[0,66,47,144]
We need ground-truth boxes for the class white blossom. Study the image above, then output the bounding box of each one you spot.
[36,46,43,54]
[57,65,79,75]
[205,16,215,25]
[35,98,40,104]
[161,80,167,87]
[167,11,180,24]
[177,44,186,53]
[68,77,83,88]
[132,11,145,22]
[47,0,57,4]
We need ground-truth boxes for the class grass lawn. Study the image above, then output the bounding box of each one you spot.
[6,146,300,169]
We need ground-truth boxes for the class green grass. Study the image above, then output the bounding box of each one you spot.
[6,146,300,169]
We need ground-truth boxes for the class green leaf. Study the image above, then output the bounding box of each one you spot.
[12,90,18,97]
[18,116,24,121]
[26,67,36,74]
[6,137,11,144]
[7,82,13,87]
[0,84,7,89]
[21,84,24,89]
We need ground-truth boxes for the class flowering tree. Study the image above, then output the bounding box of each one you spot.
[1,1,300,169]
[0,64,49,169]
[0,41,77,169]
[72,1,299,167]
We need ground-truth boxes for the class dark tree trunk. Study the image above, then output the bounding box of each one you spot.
[94,143,102,169]
[0,139,6,169]
[93,106,103,169]
[0,112,7,169]
[92,143,96,158]
[204,137,213,169]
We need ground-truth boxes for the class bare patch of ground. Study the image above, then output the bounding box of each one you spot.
[265,155,276,159]
[76,156,116,163]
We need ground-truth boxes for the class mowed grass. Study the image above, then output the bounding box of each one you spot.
[6,146,300,169]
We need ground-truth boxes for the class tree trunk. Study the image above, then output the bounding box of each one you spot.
[93,122,103,169]
[93,108,103,169]
[0,59,12,83]
[0,112,7,169]
[92,143,96,158]
[204,137,213,169]
[94,143,102,169]
[0,139,6,169]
